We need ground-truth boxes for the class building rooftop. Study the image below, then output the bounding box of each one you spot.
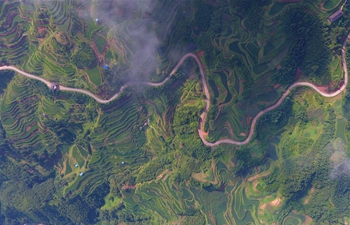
[329,10,344,23]
[50,82,60,91]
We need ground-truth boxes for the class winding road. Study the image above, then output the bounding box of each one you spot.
[1,32,349,146]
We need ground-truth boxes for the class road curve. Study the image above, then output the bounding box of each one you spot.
[0,32,349,147]
[200,32,350,147]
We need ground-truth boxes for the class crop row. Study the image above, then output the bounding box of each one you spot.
[90,98,140,149]
[208,105,246,142]
[0,78,57,150]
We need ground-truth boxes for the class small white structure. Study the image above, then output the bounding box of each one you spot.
[95,18,99,22]
[121,161,125,165]
[79,172,84,176]
[75,164,79,168]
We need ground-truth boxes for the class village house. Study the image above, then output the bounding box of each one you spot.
[328,10,344,23]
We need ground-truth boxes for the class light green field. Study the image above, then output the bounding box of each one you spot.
[85,67,102,86]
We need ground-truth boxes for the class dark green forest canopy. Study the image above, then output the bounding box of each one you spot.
[276,6,332,85]
[71,42,96,69]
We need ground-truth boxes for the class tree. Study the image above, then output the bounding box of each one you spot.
[71,42,96,69]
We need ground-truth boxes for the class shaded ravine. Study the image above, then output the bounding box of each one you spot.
[0,32,349,146]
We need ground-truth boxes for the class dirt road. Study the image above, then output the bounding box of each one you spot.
[0,32,349,146]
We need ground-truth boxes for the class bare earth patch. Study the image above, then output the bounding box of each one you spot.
[248,171,270,182]
[260,203,267,210]
[162,172,171,182]
[55,32,68,46]
[303,187,314,204]
[225,122,234,136]
[252,180,259,192]
[240,132,246,137]
[36,26,47,38]
[269,197,281,207]
[157,169,169,179]
[172,216,185,225]
[192,159,218,185]
[302,215,313,225]
[259,196,282,212]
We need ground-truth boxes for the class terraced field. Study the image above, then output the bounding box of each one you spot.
[0,76,56,152]
[0,0,350,224]
[205,1,294,142]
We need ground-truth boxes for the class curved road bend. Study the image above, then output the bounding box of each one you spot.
[0,32,349,146]
[200,32,350,147]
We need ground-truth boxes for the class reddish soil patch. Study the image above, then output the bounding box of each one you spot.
[222,14,232,20]
[25,122,36,132]
[198,50,204,57]
[216,183,226,192]
[329,81,344,92]
[246,116,252,125]
[122,184,136,190]
[100,44,110,65]
[273,83,280,89]
[295,67,302,80]
[55,32,68,46]
[199,128,209,137]
[260,203,267,210]
[270,197,281,206]
[36,26,47,38]
[248,171,270,182]
[302,215,312,225]
[54,164,63,174]
[257,40,261,47]
[303,187,314,204]
[315,85,329,93]
[208,211,217,225]
[239,132,246,137]
[90,41,102,62]
[225,122,234,136]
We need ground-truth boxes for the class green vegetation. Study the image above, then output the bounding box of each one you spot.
[276,6,332,85]
[85,66,102,86]
[324,0,342,10]
[0,0,349,224]
[71,42,96,69]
